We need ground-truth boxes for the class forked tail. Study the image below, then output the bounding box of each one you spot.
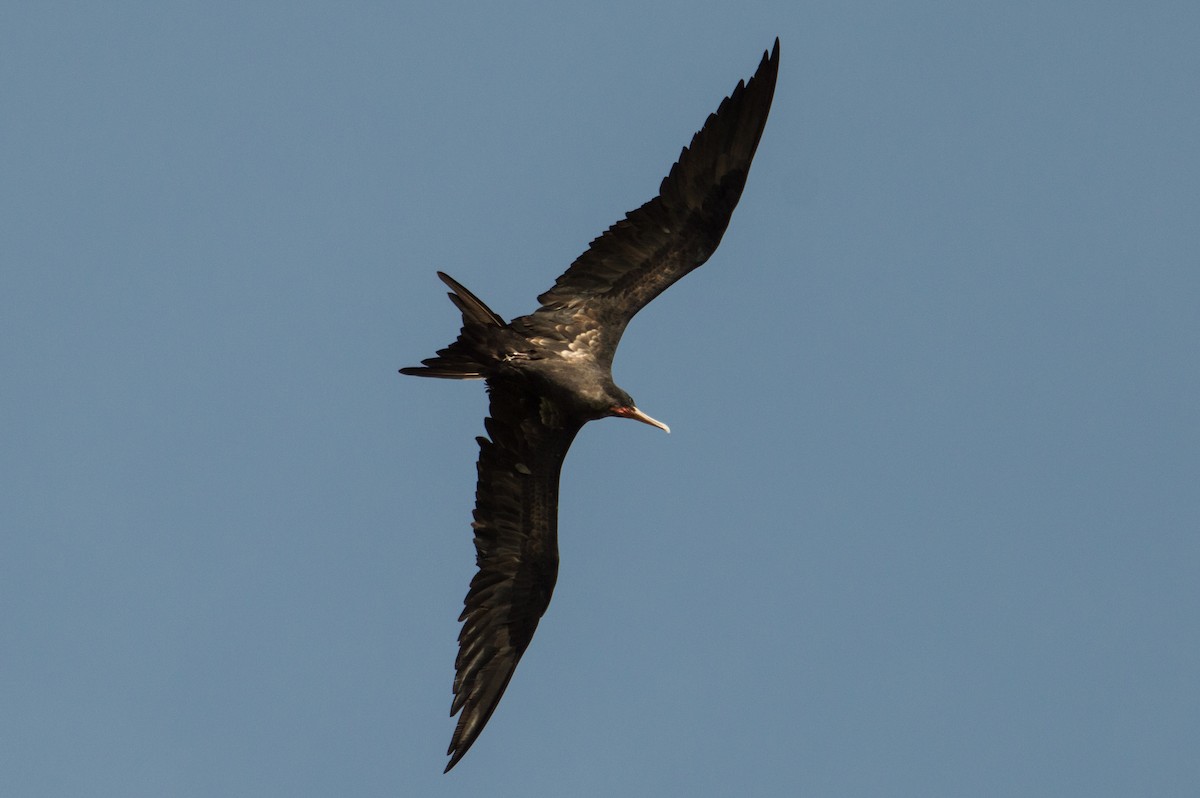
[399,272,505,379]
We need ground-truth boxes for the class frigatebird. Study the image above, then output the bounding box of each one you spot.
[402,40,779,772]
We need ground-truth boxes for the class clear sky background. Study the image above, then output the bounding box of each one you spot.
[3,3,1198,796]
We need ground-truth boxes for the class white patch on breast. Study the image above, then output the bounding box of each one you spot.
[559,328,600,362]
[555,347,590,363]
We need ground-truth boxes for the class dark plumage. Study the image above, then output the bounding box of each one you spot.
[401,40,779,772]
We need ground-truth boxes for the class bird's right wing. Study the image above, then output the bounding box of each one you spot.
[513,39,779,368]
[444,380,583,772]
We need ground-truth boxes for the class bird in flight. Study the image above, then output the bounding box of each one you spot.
[401,39,779,772]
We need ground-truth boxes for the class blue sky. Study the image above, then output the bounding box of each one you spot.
[3,2,1198,796]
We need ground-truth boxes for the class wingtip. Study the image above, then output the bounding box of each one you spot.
[444,736,467,773]
[760,37,780,77]
[765,37,781,72]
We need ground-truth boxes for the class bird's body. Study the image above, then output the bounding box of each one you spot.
[401,40,779,771]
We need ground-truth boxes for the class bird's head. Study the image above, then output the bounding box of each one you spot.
[606,386,670,433]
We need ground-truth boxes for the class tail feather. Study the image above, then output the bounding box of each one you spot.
[437,271,504,328]
[399,272,505,379]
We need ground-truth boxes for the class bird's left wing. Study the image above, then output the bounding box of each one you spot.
[444,379,584,772]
